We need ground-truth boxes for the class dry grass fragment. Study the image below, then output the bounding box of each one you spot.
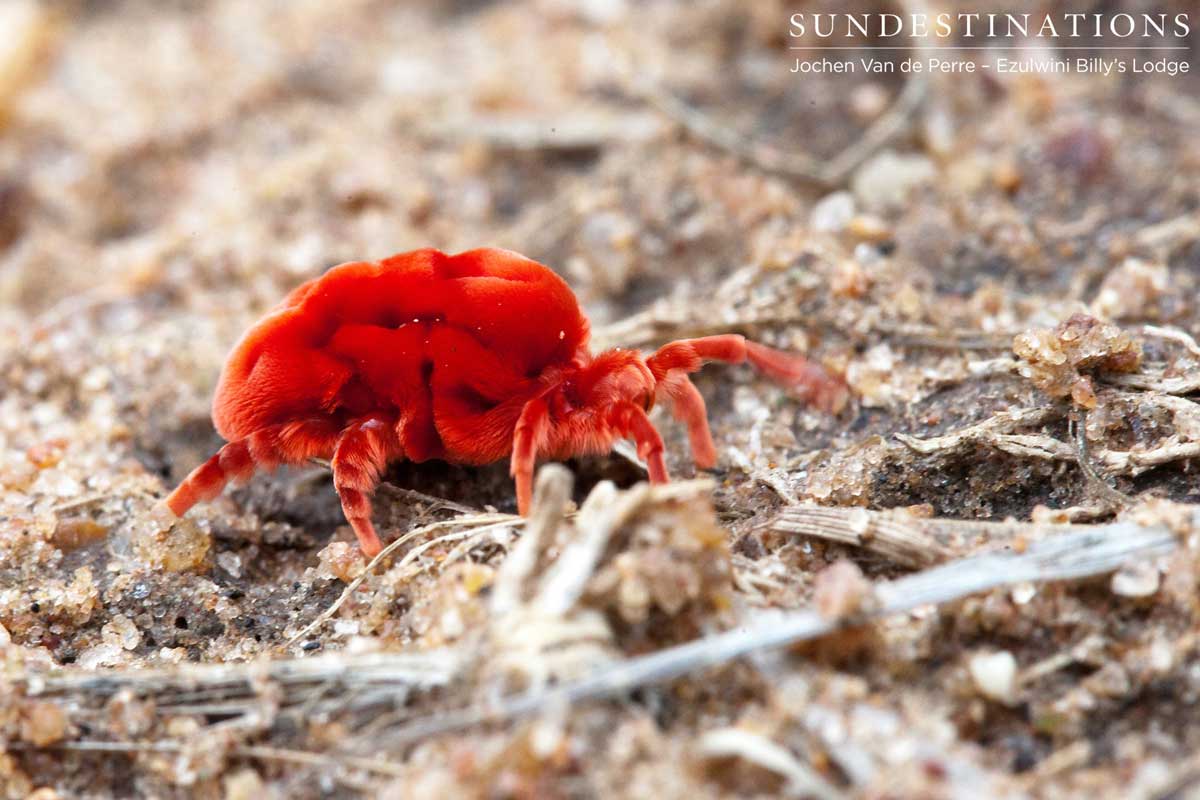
[696,728,845,800]
[896,394,1200,483]
[377,514,1179,746]
[284,513,516,649]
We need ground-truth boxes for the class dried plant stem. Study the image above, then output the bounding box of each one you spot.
[283,513,515,649]
[19,650,461,702]
[894,406,1059,455]
[379,519,1177,745]
[1138,324,1200,359]
[1104,370,1200,394]
[490,465,574,615]
[898,401,1200,479]
[698,728,846,800]
[764,506,952,567]
[1133,210,1200,251]
[764,500,1177,568]
[36,739,408,779]
[872,323,1015,351]
[1071,408,1129,509]
[50,493,118,514]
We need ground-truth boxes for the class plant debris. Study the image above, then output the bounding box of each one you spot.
[1013,313,1143,408]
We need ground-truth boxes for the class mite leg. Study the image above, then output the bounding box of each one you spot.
[165,418,341,517]
[511,398,550,516]
[648,334,848,413]
[332,417,400,557]
[614,403,669,484]
[657,373,718,469]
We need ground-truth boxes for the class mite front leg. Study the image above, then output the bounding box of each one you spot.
[648,334,848,413]
[614,403,669,483]
[742,341,848,412]
[165,418,341,517]
[332,417,400,557]
[511,397,550,515]
[657,373,717,469]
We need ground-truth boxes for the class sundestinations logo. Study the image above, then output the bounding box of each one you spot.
[787,11,1193,77]
[788,12,1191,40]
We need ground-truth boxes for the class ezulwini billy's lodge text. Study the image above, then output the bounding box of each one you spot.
[790,56,1190,77]
[788,12,1190,40]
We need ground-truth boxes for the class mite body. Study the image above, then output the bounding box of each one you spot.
[166,248,847,555]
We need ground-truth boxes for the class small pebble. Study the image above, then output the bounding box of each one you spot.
[216,550,243,579]
[1013,313,1142,406]
[101,614,142,651]
[849,82,890,121]
[21,701,69,746]
[1091,258,1169,322]
[1044,126,1110,182]
[317,541,366,582]
[52,518,108,551]
[333,620,360,636]
[969,651,1018,706]
[1111,561,1160,598]
[223,768,265,800]
[78,642,124,669]
[847,214,893,243]
[810,191,856,233]
[1010,583,1037,605]
[814,560,872,620]
[852,151,936,211]
[992,159,1023,193]
[132,506,211,572]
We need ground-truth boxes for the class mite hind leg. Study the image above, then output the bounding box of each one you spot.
[165,418,341,517]
[331,416,402,557]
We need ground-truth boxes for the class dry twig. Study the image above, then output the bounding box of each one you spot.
[870,322,1016,351]
[1071,408,1129,509]
[15,650,460,732]
[894,407,1059,457]
[32,739,409,781]
[418,111,665,153]
[697,728,845,800]
[896,400,1200,480]
[378,518,1179,745]
[283,513,515,649]
[763,506,952,567]
[1104,370,1200,395]
[490,465,573,616]
[1138,324,1200,359]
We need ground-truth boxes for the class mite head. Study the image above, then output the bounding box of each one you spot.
[544,348,657,426]
[526,346,666,491]
[511,345,668,514]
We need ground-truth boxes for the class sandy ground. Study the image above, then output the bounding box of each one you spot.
[2,1,1200,797]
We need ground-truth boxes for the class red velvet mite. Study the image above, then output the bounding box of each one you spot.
[165,248,848,556]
